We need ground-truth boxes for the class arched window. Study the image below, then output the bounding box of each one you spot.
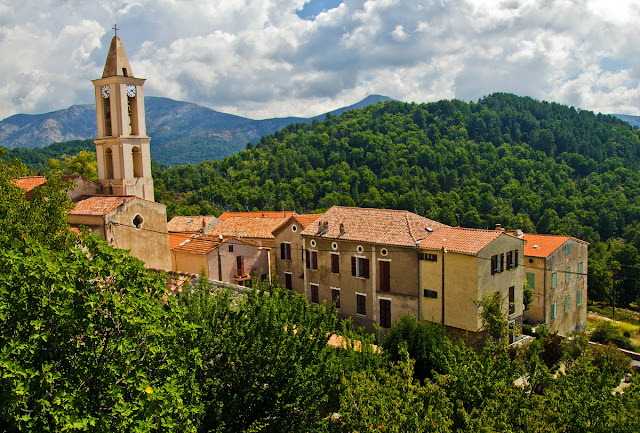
[104,148,114,179]
[132,146,143,178]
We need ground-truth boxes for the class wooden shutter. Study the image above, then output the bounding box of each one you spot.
[506,251,513,269]
[331,254,339,273]
[514,249,519,267]
[280,243,286,260]
[351,257,356,276]
[305,250,310,269]
[380,299,391,328]
[363,258,370,279]
[500,254,504,272]
[236,255,244,276]
[312,251,318,270]
[379,261,390,292]
[509,286,515,314]
[491,255,497,275]
[285,273,292,291]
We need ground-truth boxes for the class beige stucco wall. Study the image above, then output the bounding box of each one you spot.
[68,178,102,202]
[523,256,547,325]
[171,251,209,276]
[303,237,420,332]
[104,199,170,270]
[273,220,307,293]
[543,240,588,334]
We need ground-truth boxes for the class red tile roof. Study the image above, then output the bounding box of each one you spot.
[171,235,224,255]
[210,216,289,240]
[418,227,510,254]
[300,206,449,247]
[11,176,48,192]
[272,213,324,235]
[167,215,220,233]
[70,195,135,216]
[522,233,588,257]
[168,232,193,249]
[218,211,296,221]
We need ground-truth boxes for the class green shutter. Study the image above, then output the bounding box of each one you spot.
[564,296,570,312]
[567,244,572,256]
[565,266,571,283]
[526,272,536,290]
[551,302,556,319]
[577,290,582,306]
[578,262,583,276]
[552,273,557,288]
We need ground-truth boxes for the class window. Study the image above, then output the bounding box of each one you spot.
[500,253,504,272]
[552,272,557,288]
[551,302,557,319]
[420,253,437,262]
[331,253,340,273]
[132,215,143,229]
[491,255,498,275]
[506,251,513,269]
[331,288,340,309]
[565,266,571,283]
[567,244,572,256]
[577,290,582,306]
[306,250,318,270]
[578,262,583,276]
[508,286,515,315]
[228,245,234,253]
[514,249,519,267]
[132,146,142,176]
[380,299,391,328]
[564,295,570,313]
[356,293,366,315]
[310,284,319,304]
[424,289,438,298]
[285,272,292,291]
[280,242,291,260]
[526,272,535,291]
[379,260,390,292]
[352,257,370,279]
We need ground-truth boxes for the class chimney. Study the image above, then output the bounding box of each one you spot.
[318,221,323,234]
[339,223,345,236]
[322,221,329,233]
[495,223,504,231]
[514,229,524,238]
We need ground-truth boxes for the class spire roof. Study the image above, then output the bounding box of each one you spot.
[102,36,134,78]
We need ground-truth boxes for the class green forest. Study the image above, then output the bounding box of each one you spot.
[1,158,639,431]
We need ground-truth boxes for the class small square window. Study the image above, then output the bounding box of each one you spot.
[229,245,234,253]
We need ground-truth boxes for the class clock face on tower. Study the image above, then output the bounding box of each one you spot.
[126,84,136,98]
[101,85,110,99]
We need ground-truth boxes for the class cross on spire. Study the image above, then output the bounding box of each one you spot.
[112,24,119,37]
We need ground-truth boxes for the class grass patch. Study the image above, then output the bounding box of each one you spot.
[587,313,640,352]
[587,302,639,325]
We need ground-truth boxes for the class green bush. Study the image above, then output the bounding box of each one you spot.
[590,321,635,351]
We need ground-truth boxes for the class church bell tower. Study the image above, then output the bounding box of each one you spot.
[92,32,154,201]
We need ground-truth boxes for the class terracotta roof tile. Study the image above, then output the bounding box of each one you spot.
[218,211,296,221]
[210,216,288,240]
[418,227,509,254]
[171,235,224,255]
[272,214,324,235]
[167,215,221,233]
[11,176,48,192]
[70,195,135,216]
[300,206,449,247]
[168,232,193,249]
[522,233,588,257]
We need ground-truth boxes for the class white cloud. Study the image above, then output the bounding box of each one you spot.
[2,0,640,121]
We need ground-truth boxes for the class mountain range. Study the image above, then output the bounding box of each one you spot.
[0,95,392,165]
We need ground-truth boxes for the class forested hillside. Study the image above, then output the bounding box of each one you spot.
[153,93,640,307]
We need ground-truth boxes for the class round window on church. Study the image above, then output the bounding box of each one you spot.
[133,215,144,230]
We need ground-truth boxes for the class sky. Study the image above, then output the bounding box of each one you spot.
[1,0,640,120]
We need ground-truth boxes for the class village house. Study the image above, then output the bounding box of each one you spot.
[419,226,525,343]
[283,206,526,340]
[521,233,589,335]
[170,235,270,285]
[272,214,323,292]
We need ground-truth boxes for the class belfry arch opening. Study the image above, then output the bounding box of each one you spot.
[132,146,143,178]
[104,148,114,179]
